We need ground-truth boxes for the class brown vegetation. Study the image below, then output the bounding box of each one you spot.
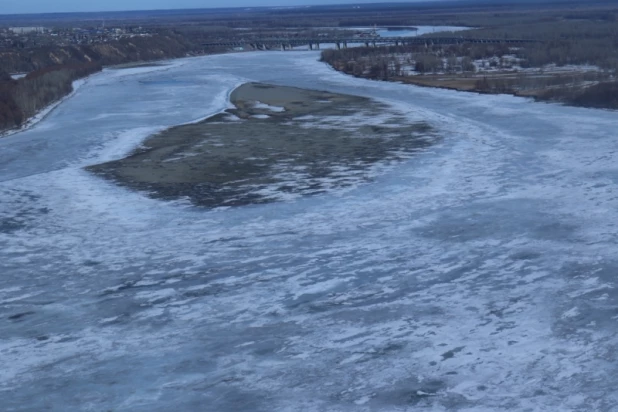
[0,31,197,133]
[322,42,618,109]
[0,32,197,74]
[539,82,618,109]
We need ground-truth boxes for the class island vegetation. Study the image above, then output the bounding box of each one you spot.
[87,83,435,207]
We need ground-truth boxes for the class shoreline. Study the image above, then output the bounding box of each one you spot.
[87,77,246,166]
[323,61,618,111]
[0,77,92,139]
[0,55,205,139]
[400,76,618,111]
[391,74,553,103]
[0,52,216,139]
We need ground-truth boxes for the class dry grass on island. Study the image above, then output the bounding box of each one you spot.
[87,83,437,208]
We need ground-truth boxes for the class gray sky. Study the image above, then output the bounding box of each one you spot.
[2,0,422,15]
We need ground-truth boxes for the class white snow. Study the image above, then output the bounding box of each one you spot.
[253,101,286,112]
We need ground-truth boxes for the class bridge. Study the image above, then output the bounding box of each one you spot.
[203,36,540,51]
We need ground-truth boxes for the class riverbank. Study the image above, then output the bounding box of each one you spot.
[0,76,94,139]
[87,82,436,207]
[391,73,551,100]
[323,57,618,110]
[0,59,192,138]
[0,30,209,136]
[320,20,618,111]
[0,63,102,136]
[393,73,618,109]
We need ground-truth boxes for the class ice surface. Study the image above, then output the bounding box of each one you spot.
[331,25,471,39]
[1,50,618,411]
[253,101,286,112]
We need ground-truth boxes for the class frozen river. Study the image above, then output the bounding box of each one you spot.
[1,51,618,411]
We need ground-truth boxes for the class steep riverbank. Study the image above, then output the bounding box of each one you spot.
[0,32,198,75]
[87,82,436,207]
[0,32,204,135]
[0,63,102,135]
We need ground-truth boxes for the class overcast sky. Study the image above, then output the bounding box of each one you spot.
[2,0,428,15]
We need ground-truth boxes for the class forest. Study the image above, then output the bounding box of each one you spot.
[0,31,197,74]
[0,63,101,132]
[0,31,199,133]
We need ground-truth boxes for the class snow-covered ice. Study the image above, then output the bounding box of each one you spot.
[1,50,618,411]
[253,101,286,112]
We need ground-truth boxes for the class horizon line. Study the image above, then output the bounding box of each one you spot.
[0,1,441,17]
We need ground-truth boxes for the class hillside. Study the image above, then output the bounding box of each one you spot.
[0,32,197,74]
[0,63,102,133]
[0,32,200,134]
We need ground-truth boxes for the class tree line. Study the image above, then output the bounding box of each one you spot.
[0,63,101,132]
[0,31,197,75]
[320,14,618,109]
[0,30,200,133]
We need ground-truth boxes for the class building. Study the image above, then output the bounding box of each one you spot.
[9,27,45,34]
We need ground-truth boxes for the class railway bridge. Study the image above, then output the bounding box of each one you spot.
[203,36,540,51]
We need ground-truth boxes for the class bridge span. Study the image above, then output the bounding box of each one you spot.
[203,36,539,51]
